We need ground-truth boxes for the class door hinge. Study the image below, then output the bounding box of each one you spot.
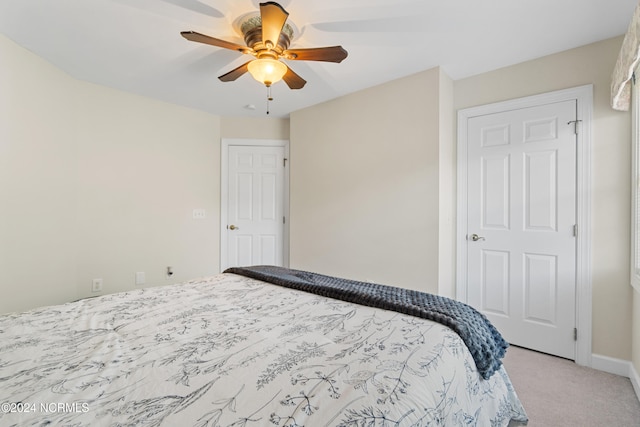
[574,327,578,341]
[573,224,578,237]
[283,158,288,167]
[283,216,286,224]
[567,119,582,135]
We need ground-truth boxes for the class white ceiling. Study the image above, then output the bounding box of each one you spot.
[0,0,636,118]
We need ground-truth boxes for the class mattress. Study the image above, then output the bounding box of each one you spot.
[0,270,528,426]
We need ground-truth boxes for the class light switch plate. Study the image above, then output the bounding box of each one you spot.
[135,272,146,285]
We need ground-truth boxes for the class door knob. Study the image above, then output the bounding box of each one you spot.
[229,225,239,230]
[470,233,485,241]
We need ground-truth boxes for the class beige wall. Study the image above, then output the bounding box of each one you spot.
[290,68,444,293]
[0,34,222,313]
[438,70,456,298]
[221,116,290,140]
[456,36,632,361]
[0,35,78,312]
[73,83,221,299]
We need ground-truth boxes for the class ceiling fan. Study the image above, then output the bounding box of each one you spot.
[181,1,348,90]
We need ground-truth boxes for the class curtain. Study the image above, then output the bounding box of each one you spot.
[611,2,640,111]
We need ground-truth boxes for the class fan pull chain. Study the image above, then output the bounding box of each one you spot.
[266,85,274,115]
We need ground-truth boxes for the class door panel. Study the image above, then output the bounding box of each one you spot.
[482,154,510,229]
[467,100,577,359]
[524,150,557,231]
[237,173,253,220]
[481,249,510,316]
[523,253,557,324]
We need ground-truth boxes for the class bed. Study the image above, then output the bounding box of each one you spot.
[0,266,528,426]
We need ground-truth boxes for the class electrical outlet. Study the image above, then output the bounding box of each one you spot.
[192,209,206,219]
[92,278,103,292]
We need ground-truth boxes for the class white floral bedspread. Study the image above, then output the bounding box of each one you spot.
[0,272,527,426]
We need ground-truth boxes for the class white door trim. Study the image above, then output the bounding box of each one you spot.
[456,84,593,366]
[221,138,290,271]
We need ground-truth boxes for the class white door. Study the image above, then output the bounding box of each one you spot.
[226,145,285,268]
[466,100,577,359]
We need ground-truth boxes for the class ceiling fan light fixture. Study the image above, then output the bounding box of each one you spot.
[247,58,287,86]
[182,1,347,91]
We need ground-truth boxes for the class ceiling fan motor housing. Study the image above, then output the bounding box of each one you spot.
[241,16,294,58]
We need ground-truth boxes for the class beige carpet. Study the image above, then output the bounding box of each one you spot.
[503,346,640,426]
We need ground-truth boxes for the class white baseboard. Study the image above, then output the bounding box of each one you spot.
[592,353,640,403]
[631,362,640,403]
[591,353,631,376]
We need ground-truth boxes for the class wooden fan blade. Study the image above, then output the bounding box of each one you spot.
[284,46,348,63]
[181,31,252,54]
[282,66,306,89]
[218,61,251,82]
[260,2,289,49]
